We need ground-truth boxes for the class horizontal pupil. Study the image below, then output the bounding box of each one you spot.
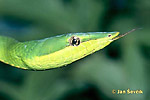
[72,39,77,44]
[69,36,80,46]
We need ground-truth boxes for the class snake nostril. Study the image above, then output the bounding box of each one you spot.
[108,34,112,37]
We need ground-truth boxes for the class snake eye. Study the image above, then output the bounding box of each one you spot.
[69,36,80,46]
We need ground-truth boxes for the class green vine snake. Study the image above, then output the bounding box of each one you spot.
[0,29,136,70]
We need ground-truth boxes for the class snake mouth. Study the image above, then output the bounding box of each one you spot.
[112,28,138,40]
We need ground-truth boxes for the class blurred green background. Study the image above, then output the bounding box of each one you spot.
[0,0,149,100]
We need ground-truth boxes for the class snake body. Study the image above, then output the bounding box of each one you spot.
[0,32,125,70]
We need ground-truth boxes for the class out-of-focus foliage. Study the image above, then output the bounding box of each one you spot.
[0,0,149,100]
